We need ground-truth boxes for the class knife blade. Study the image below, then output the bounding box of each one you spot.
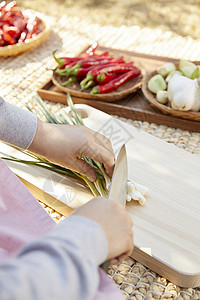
[108,144,128,206]
[100,144,128,272]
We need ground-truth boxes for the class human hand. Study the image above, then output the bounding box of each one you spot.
[73,197,134,265]
[28,119,115,181]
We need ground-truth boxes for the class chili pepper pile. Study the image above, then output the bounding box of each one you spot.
[0,1,45,47]
[53,43,141,95]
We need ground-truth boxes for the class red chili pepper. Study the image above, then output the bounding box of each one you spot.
[90,68,141,94]
[55,61,79,76]
[0,1,16,11]
[0,1,6,10]
[52,48,119,68]
[79,63,119,88]
[0,29,4,45]
[81,73,117,91]
[13,16,27,33]
[97,50,109,57]
[3,1,17,11]
[18,31,27,43]
[52,51,82,68]
[3,24,20,39]
[1,11,12,23]
[25,16,44,39]
[3,30,15,44]
[70,56,124,71]
[0,2,44,46]
[52,52,108,68]
[96,73,118,84]
[81,63,135,87]
[68,65,95,77]
[84,41,98,56]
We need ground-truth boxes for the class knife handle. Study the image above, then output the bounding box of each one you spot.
[100,260,110,273]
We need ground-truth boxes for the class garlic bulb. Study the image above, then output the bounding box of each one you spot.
[167,75,200,111]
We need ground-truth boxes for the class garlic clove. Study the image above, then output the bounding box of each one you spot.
[127,181,135,194]
[126,194,132,202]
[133,182,149,196]
[129,191,140,200]
[138,195,146,206]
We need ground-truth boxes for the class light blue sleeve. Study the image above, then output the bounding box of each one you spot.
[0,215,108,300]
[0,96,37,149]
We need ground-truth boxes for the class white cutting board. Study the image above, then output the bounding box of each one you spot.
[1,104,200,287]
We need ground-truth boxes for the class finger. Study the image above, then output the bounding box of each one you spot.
[94,132,114,155]
[70,159,97,182]
[110,251,130,266]
[95,137,115,176]
[82,143,115,178]
[110,242,134,265]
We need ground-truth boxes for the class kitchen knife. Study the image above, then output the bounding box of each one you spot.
[100,144,128,272]
[108,144,128,206]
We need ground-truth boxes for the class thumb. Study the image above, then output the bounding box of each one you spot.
[72,159,97,182]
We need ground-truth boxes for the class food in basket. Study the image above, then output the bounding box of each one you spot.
[0,1,45,47]
[147,60,200,112]
[53,42,141,95]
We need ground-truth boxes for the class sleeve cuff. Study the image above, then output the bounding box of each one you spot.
[0,96,37,149]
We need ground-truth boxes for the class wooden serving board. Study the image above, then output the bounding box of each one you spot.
[2,105,200,287]
[38,46,200,132]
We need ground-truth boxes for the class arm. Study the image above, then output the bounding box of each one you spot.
[0,197,133,300]
[0,96,37,149]
[0,216,107,300]
[0,96,114,181]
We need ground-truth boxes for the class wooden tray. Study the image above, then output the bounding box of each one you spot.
[2,104,200,287]
[38,46,200,132]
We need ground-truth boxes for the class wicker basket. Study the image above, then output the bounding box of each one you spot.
[52,71,142,102]
[142,64,200,122]
[52,53,144,102]
[0,10,51,57]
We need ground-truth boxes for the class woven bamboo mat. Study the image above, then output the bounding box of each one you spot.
[0,14,200,299]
